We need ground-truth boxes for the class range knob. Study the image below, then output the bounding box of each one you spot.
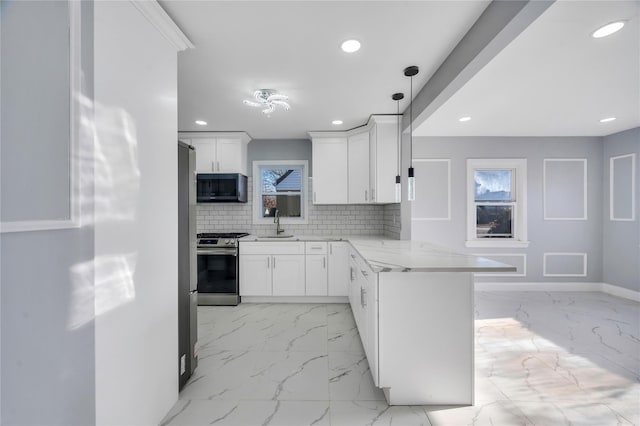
[225,239,231,245]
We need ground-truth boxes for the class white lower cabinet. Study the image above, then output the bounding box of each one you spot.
[349,248,379,386]
[305,255,328,296]
[239,242,305,296]
[364,268,378,386]
[272,255,305,296]
[239,255,272,296]
[328,242,350,296]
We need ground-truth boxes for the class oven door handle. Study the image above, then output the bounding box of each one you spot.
[197,249,237,256]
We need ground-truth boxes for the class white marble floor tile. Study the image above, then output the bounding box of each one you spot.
[424,400,532,426]
[328,352,385,401]
[162,295,640,426]
[246,351,329,401]
[261,321,328,353]
[512,400,636,426]
[330,401,432,426]
[161,399,331,426]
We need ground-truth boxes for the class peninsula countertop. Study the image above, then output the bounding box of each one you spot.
[239,234,516,274]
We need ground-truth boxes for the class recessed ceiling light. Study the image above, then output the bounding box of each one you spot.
[592,21,625,38]
[600,117,616,123]
[195,120,207,126]
[340,39,361,53]
[332,120,343,125]
[458,116,472,122]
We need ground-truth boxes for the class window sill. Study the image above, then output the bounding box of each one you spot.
[465,240,530,249]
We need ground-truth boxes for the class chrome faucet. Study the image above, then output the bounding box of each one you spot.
[274,209,285,235]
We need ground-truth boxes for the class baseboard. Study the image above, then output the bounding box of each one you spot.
[475,281,640,302]
[242,296,348,304]
[601,283,640,302]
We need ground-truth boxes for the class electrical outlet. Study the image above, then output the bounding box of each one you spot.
[180,355,186,375]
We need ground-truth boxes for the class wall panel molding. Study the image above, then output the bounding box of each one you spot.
[1,1,81,233]
[543,252,587,277]
[610,153,636,221]
[543,158,587,221]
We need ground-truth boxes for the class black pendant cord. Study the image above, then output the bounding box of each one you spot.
[397,99,400,175]
[404,65,419,199]
[392,92,404,187]
[410,73,413,169]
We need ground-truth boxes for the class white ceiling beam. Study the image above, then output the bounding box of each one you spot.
[402,0,554,133]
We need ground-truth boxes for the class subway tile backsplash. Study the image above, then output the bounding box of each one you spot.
[196,177,400,238]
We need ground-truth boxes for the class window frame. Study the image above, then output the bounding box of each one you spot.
[252,160,309,225]
[466,159,529,248]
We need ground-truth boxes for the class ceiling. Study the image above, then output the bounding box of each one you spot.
[160,0,490,139]
[161,0,640,140]
[413,0,640,137]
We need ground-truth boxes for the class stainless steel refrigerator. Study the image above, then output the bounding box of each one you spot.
[178,141,198,389]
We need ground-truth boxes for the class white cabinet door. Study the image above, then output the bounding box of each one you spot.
[370,118,398,203]
[312,137,348,204]
[239,254,271,295]
[328,242,349,296]
[364,270,379,386]
[216,138,245,174]
[305,255,328,296]
[272,255,305,296]
[192,138,216,173]
[348,132,370,204]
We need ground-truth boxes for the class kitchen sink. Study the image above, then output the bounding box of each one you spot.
[257,234,295,239]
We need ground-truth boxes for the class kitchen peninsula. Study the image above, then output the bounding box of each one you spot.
[239,235,516,405]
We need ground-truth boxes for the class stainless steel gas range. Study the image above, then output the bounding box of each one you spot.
[196,232,249,306]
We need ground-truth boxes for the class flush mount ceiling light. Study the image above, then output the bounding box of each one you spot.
[592,21,625,38]
[331,120,343,125]
[195,120,207,126]
[600,117,617,123]
[243,90,290,114]
[341,39,361,53]
[458,116,472,122]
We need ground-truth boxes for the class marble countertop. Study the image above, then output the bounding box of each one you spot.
[349,239,516,273]
[239,234,390,242]
[240,234,516,274]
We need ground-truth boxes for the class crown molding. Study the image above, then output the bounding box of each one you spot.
[131,1,194,51]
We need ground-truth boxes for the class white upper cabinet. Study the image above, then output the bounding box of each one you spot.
[348,132,370,204]
[310,136,348,204]
[179,132,250,175]
[215,138,246,173]
[309,116,398,206]
[369,116,399,204]
[189,138,216,172]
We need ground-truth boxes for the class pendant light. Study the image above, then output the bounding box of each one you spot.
[392,92,404,203]
[404,65,419,201]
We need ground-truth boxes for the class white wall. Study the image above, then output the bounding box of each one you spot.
[1,2,96,424]
[94,2,179,424]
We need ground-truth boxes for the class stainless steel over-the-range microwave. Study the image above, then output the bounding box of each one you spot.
[196,173,248,203]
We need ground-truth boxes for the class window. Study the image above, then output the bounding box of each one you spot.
[467,159,528,248]
[253,160,308,224]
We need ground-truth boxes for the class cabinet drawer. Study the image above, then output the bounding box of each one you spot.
[240,241,304,255]
[305,242,327,255]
